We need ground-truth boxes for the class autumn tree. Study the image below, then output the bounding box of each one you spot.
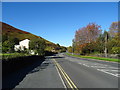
[86,23,101,43]
[74,23,101,54]
[109,22,118,37]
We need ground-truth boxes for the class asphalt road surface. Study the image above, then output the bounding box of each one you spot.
[4,53,119,89]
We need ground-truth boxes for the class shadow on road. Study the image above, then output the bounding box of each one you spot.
[47,56,64,59]
[2,56,45,90]
[51,56,64,59]
[28,61,49,74]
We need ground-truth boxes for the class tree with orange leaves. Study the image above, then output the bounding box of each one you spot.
[74,23,102,54]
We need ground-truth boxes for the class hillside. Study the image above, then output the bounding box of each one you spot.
[1,22,62,51]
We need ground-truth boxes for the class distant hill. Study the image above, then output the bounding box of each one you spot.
[1,22,64,51]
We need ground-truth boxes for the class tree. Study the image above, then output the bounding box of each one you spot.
[29,39,46,56]
[2,34,8,43]
[55,43,61,50]
[56,43,60,47]
[2,40,10,53]
[13,38,19,45]
[8,37,19,53]
[2,36,20,53]
[95,34,105,53]
[60,46,67,52]
[74,23,101,54]
[72,39,75,54]
[0,42,1,53]
[86,23,101,43]
[107,33,120,54]
[111,47,120,54]
[67,46,73,53]
[109,22,118,37]
[107,21,120,54]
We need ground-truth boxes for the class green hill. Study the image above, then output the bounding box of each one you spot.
[1,22,66,52]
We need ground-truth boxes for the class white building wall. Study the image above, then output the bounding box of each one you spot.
[14,39,30,51]
[14,45,21,51]
[19,39,30,50]
[14,39,36,55]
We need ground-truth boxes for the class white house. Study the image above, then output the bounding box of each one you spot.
[14,39,30,51]
[14,45,21,51]
[14,39,38,55]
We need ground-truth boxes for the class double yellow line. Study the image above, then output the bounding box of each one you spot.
[53,59,78,90]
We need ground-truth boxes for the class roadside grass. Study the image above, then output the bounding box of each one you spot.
[1,53,17,56]
[1,53,31,60]
[66,53,120,62]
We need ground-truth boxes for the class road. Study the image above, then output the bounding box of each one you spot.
[4,53,119,89]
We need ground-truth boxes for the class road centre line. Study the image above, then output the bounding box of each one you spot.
[56,62,78,90]
[55,62,75,90]
[53,59,74,89]
[53,59,78,90]
[54,62,67,89]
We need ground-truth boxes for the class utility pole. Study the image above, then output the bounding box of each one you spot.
[72,39,75,55]
[104,32,108,57]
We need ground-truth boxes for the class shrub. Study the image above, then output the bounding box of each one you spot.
[111,47,120,54]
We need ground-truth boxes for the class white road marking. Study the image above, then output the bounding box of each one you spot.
[67,57,119,77]
[102,69,118,72]
[55,62,67,89]
[97,69,119,77]
[83,64,90,67]
[91,66,106,68]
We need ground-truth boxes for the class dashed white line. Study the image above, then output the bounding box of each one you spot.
[91,66,106,68]
[83,64,90,67]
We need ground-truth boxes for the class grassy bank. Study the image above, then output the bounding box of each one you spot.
[66,53,120,62]
[1,53,31,60]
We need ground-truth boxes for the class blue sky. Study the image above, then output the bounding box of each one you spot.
[2,2,118,47]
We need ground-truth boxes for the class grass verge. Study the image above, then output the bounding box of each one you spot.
[1,53,31,60]
[66,53,120,62]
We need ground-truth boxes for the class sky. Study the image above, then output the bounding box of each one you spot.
[2,2,118,47]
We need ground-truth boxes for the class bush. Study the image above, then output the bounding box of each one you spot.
[29,39,46,56]
[111,47,120,54]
